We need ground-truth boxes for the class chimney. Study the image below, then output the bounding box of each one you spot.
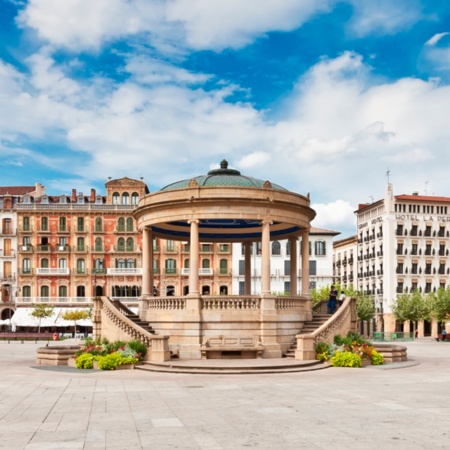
[72,189,77,202]
[90,188,96,202]
[412,192,419,196]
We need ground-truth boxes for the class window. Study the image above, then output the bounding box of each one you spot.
[271,241,281,255]
[396,224,403,236]
[77,237,85,251]
[59,258,67,268]
[127,258,135,268]
[315,241,326,256]
[239,260,245,275]
[76,286,85,298]
[95,237,102,251]
[41,217,48,231]
[23,216,30,231]
[77,217,84,232]
[219,244,229,252]
[131,192,139,205]
[117,238,125,251]
[59,237,67,247]
[284,281,291,294]
[22,258,31,274]
[122,193,130,205]
[94,259,104,272]
[22,237,31,247]
[40,286,49,299]
[126,217,134,232]
[239,281,245,295]
[41,258,49,268]
[410,225,418,236]
[240,244,253,256]
[117,258,126,268]
[220,259,228,274]
[77,259,85,274]
[112,192,120,204]
[96,196,103,204]
[396,282,404,294]
[284,260,290,276]
[425,282,432,294]
[22,286,31,297]
[309,260,317,276]
[397,243,404,255]
[286,242,291,256]
[126,238,134,251]
[167,240,175,251]
[425,263,432,275]
[184,258,189,268]
[42,196,48,204]
[77,195,84,204]
[58,286,67,298]
[411,243,418,255]
[59,217,66,231]
[153,259,159,274]
[117,217,125,231]
[165,259,176,274]
[95,217,103,232]
[202,259,210,268]
[397,263,403,274]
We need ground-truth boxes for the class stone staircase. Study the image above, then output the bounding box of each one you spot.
[284,314,331,358]
[110,300,156,335]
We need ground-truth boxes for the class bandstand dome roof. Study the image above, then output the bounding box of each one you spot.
[134,160,316,242]
[161,160,287,192]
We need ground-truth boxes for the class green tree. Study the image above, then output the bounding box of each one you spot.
[62,309,91,338]
[391,290,430,335]
[428,287,450,326]
[29,304,55,334]
[355,293,376,322]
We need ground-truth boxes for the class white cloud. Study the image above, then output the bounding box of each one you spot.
[426,32,450,46]
[238,152,272,169]
[311,200,356,235]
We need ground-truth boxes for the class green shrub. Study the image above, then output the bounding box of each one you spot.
[75,353,95,369]
[97,353,138,370]
[331,351,362,368]
[315,341,329,354]
[371,349,384,365]
[127,340,147,359]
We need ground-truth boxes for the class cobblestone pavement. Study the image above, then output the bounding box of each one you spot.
[0,339,449,449]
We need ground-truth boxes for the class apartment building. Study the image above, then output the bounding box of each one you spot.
[333,235,358,290]
[355,183,450,334]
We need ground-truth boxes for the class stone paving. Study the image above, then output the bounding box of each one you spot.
[0,339,449,449]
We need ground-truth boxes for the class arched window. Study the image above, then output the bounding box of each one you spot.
[153,259,159,274]
[184,258,189,268]
[58,285,67,298]
[77,259,85,274]
[166,285,175,296]
[126,237,134,251]
[126,217,134,231]
[122,192,130,205]
[23,216,30,231]
[202,259,210,268]
[131,192,139,205]
[165,259,176,274]
[40,285,49,298]
[95,217,103,232]
[95,237,102,251]
[286,242,291,256]
[117,258,125,268]
[220,259,228,274]
[272,241,281,255]
[220,285,228,295]
[112,192,120,204]
[315,241,326,256]
[117,217,125,231]
[131,285,140,297]
[127,258,135,268]
[22,286,31,297]
[59,217,67,231]
[76,286,85,298]
[117,238,125,251]
[77,237,85,251]
[41,258,49,268]
[41,217,48,231]
[94,258,104,271]
[59,258,67,268]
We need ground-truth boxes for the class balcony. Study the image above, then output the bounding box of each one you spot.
[112,245,140,253]
[164,246,177,254]
[16,297,93,304]
[36,268,70,275]
[181,245,190,254]
[92,268,106,275]
[73,245,89,253]
[73,269,87,276]
[107,268,143,275]
[0,227,16,236]
[181,268,214,276]
[200,245,213,254]
[73,225,88,233]
[114,227,136,234]
[218,268,231,276]
[164,268,177,275]
[0,249,15,257]
[58,227,70,234]
[55,245,70,253]
[19,225,33,233]
[18,269,33,276]
[92,246,106,253]
[92,226,105,233]
[36,245,51,253]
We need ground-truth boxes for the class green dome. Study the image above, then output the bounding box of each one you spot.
[160,160,287,191]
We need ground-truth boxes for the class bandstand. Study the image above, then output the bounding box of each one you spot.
[132,160,317,360]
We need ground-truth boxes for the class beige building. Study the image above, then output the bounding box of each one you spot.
[333,235,358,290]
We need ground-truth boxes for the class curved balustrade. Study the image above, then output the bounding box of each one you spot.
[147,297,186,310]
[275,297,305,310]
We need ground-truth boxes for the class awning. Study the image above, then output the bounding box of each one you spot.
[11,308,93,328]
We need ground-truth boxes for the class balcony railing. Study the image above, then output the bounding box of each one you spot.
[36,245,51,252]
[36,268,70,275]
[56,245,70,253]
[107,268,143,275]
[0,228,16,236]
[73,245,89,253]
[18,245,33,253]
[112,245,140,252]
[16,297,94,304]
[164,268,177,275]
[0,250,15,257]
[18,269,33,275]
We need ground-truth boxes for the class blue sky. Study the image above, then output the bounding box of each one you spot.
[1,0,450,237]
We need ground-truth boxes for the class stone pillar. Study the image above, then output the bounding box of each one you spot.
[244,242,252,295]
[301,230,310,297]
[188,220,199,296]
[142,227,153,296]
[261,220,272,295]
[289,237,298,296]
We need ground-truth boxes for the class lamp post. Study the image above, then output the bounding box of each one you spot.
[380,298,385,333]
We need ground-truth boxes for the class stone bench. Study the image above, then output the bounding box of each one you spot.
[373,344,407,363]
[200,336,264,359]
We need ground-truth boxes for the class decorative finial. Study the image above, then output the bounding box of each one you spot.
[220,159,228,169]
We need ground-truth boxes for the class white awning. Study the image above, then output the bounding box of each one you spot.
[11,308,93,327]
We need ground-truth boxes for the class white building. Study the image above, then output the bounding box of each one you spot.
[355,183,450,335]
[333,235,358,290]
[232,227,339,295]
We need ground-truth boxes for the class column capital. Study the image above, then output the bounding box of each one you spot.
[187,219,199,225]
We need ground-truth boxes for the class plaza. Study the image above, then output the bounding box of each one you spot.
[0,339,449,449]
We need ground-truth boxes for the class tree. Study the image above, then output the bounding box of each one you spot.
[62,308,92,338]
[355,293,376,322]
[391,290,430,335]
[427,287,450,326]
[29,304,55,334]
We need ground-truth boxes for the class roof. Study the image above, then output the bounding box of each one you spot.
[0,186,36,196]
[160,159,287,192]
[395,194,450,203]
[310,226,340,236]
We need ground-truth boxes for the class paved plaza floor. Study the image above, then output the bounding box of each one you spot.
[0,339,449,449]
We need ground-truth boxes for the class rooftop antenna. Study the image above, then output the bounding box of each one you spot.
[386,168,391,184]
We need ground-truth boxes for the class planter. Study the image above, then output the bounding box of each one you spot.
[361,358,372,367]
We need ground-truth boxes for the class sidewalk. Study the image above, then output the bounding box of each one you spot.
[0,339,449,449]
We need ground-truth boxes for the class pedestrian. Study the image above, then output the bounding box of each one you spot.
[52,332,59,341]
[415,329,418,339]
[442,328,447,342]
[328,285,338,314]
[338,291,346,308]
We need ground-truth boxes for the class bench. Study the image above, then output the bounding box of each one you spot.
[435,334,449,342]
[200,336,264,359]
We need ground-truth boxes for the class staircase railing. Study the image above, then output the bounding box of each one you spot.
[294,297,358,360]
[93,296,170,362]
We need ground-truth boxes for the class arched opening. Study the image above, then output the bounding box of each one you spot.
[1,308,14,320]
[202,285,210,295]
[76,286,85,298]
[183,285,189,295]
[220,285,228,295]
[166,285,175,296]
[95,286,104,296]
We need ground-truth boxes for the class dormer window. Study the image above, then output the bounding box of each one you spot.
[96,196,103,204]
[23,196,31,204]
[42,196,49,204]
[78,196,84,204]
[60,196,67,204]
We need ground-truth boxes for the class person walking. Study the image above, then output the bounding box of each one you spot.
[328,285,338,314]
[442,328,447,342]
[338,291,346,309]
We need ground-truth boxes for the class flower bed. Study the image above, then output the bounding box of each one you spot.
[72,338,147,370]
[316,332,384,368]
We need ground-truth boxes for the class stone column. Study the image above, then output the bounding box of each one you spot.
[188,220,199,296]
[261,220,272,295]
[289,237,298,295]
[142,227,153,297]
[244,242,252,295]
[301,230,310,297]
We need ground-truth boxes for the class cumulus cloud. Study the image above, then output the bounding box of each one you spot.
[426,32,450,46]
[311,200,356,235]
